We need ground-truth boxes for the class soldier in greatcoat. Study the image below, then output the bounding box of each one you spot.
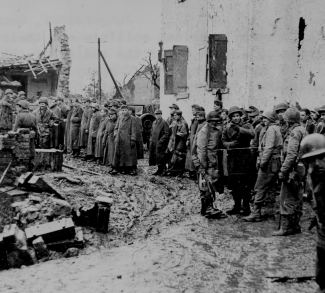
[273,108,306,236]
[196,111,226,218]
[300,134,325,293]
[57,96,70,150]
[69,98,84,157]
[113,105,138,175]
[103,109,118,174]
[94,107,110,163]
[0,89,14,133]
[79,97,92,155]
[34,97,59,149]
[129,106,144,159]
[65,99,74,153]
[148,109,169,175]
[311,108,321,132]
[244,110,283,222]
[14,100,37,161]
[222,106,255,216]
[166,104,179,126]
[86,103,102,161]
[185,104,200,178]
[165,110,188,177]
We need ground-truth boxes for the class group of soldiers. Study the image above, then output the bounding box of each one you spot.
[0,89,147,175]
[3,87,325,290]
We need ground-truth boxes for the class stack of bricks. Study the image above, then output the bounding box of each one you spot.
[0,129,31,186]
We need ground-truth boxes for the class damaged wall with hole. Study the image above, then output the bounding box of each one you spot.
[160,0,325,121]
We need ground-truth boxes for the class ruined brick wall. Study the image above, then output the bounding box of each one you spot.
[51,26,71,100]
[160,0,325,122]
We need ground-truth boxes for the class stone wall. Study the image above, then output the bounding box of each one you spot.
[160,0,325,123]
[51,26,71,100]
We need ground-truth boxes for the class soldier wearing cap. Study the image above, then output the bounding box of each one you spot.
[0,89,14,133]
[165,110,189,176]
[70,98,84,157]
[274,102,290,139]
[149,109,169,175]
[300,133,325,292]
[196,111,226,218]
[244,110,282,222]
[167,104,180,126]
[79,97,93,155]
[185,104,201,178]
[129,106,144,160]
[273,108,306,236]
[34,97,59,149]
[14,100,37,164]
[85,103,102,161]
[113,105,138,175]
[102,108,118,174]
[222,106,255,215]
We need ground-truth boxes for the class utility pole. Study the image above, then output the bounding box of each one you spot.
[100,51,124,99]
[98,38,102,105]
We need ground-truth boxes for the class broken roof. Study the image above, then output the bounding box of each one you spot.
[0,53,62,78]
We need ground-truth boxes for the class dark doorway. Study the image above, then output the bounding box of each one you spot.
[11,75,28,94]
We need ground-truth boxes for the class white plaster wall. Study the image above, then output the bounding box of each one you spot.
[160,0,325,123]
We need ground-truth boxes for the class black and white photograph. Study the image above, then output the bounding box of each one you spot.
[0,0,324,292]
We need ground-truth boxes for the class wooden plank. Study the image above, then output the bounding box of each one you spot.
[27,60,37,79]
[173,45,188,94]
[209,34,227,89]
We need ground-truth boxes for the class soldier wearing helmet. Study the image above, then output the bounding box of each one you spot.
[273,108,306,236]
[315,105,325,135]
[195,111,226,218]
[244,110,283,222]
[311,108,321,131]
[14,100,37,164]
[274,102,289,138]
[79,97,93,156]
[34,97,59,149]
[222,106,255,216]
[300,133,325,292]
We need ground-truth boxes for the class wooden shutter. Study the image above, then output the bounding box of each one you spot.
[172,45,188,94]
[164,50,173,95]
[209,34,227,89]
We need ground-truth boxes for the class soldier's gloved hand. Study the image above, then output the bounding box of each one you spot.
[231,124,240,133]
[131,140,136,148]
[278,172,285,181]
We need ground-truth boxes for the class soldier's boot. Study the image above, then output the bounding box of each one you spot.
[272,215,296,236]
[292,213,302,234]
[243,206,263,222]
[200,198,209,216]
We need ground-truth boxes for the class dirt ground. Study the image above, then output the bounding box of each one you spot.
[0,155,319,292]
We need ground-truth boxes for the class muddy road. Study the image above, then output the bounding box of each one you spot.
[0,156,318,292]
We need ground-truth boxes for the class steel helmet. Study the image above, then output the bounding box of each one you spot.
[16,100,30,109]
[274,103,289,112]
[5,89,13,95]
[228,106,242,118]
[38,97,48,105]
[261,110,276,123]
[318,105,325,114]
[18,91,26,97]
[91,103,100,110]
[301,133,325,159]
[283,108,300,123]
[207,111,221,122]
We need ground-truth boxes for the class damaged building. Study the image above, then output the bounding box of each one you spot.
[159,0,325,122]
[0,26,71,102]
